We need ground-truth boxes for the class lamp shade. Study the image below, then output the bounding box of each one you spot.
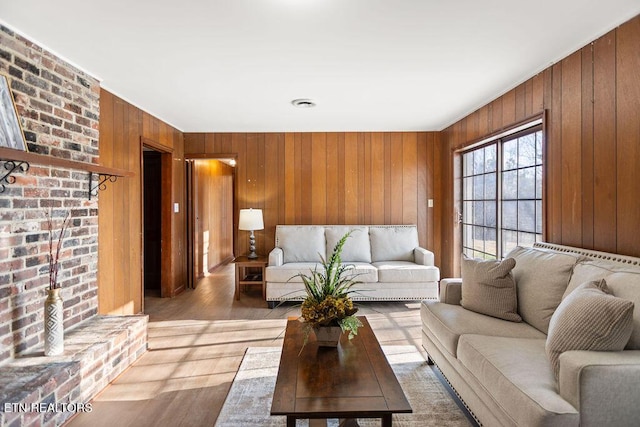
[238,209,264,231]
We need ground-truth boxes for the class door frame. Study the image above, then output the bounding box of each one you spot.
[141,137,174,299]
[186,159,195,289]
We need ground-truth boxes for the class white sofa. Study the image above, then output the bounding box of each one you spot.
[421,243,640,426]
[265,225,440,308]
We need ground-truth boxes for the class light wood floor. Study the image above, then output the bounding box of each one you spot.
[66,264,426,427]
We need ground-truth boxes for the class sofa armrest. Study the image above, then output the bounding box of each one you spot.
[439,278,462,305]
[414,247,435,266]
[268,247,283,266]
[559,350,640,425]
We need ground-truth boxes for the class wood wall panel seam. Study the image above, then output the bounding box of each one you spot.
[580,43,595,250]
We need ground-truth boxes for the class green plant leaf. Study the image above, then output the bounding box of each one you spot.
[290,231,364,339]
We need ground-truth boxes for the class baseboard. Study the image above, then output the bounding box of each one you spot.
[208,256,235,273]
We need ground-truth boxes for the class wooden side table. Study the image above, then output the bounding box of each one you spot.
[234,256,268,300]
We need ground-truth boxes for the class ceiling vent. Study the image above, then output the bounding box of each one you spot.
[291,98,316,108]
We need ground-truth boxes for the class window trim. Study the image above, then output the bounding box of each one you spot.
[456,115,543,155]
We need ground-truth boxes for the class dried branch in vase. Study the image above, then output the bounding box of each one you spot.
[46,210,70,291]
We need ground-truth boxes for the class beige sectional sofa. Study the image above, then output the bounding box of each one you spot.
[265,225,440,308]
[421,242,640,427]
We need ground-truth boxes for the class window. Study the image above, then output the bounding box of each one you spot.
[462,125,543,259]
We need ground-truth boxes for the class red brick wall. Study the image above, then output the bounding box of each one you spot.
[0,25,100,363]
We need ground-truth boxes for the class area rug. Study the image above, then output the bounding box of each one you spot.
[215,346,472,426]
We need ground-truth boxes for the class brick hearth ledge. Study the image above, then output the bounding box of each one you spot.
[0,315,147,426]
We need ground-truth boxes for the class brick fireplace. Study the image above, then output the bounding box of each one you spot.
[0,25,102,363]
[0,24,147,426]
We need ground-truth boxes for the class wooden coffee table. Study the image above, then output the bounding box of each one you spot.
[271,317,412,427]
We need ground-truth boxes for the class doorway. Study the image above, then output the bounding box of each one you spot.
[143,149,162,297]
[186,158,235,288]
[140,137,175,301]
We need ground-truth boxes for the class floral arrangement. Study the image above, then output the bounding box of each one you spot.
[46,211,70,290]
[296,231,363,342]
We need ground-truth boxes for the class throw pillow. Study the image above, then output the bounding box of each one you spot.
[546,279,634,379]
[564,260,640,350]
[460,255,521,322]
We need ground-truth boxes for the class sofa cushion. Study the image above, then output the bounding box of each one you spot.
[457,335,579,426]
[325,226,371,263]
[546,279,634,378]
[565,260,640,350]
[265,262,322,283]
[460,255,521,322]
[373,261,439,283]
[564,260,614,298]
[265,262,377,283]
[507,246,581,334]
[339,262,378,283]
[420,300,545,357]
[277,226,326,263]
[369,226,418,262]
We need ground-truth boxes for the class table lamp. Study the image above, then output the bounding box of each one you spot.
[238,208,264,259]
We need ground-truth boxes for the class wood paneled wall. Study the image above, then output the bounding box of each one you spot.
[184,132,442,265]
[98,13,640,289]
[440,15,640,277]
[193,160,234,276]
[98,90,186,314]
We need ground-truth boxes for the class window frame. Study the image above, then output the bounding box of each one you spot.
[459,119,544,260]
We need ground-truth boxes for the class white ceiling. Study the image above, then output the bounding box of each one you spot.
[1,1,639,132]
